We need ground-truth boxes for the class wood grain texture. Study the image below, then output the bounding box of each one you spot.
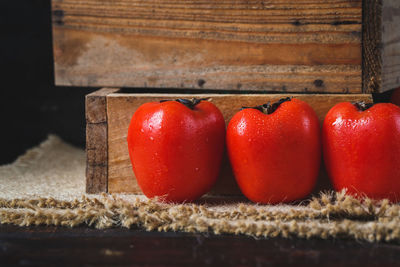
[381,0,400,91]
[86,88,119,123]
[362,0,400,92]
[52,0,362,92]
[3,225,400,267]
[85,88,119,193]
[362,0,382,93]
[86,123,108,193]
[106,92,372,195]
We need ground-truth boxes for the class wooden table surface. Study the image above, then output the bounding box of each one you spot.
[1,225,400,266]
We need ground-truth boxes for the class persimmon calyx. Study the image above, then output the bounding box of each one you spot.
[353,101,375,111]
[160,98,211,110]
[241,97,292,115]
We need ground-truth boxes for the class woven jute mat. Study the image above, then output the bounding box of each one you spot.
[1,136,400,242]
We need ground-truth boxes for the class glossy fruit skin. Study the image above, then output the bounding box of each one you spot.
[227,98,321,204]
[323,102,400,202]
[127,100,225,203]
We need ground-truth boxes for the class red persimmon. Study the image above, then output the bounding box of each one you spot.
[227,98,321,204]
[127,98,225,203]
[323,102,400,201]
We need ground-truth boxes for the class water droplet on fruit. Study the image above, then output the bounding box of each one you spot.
[248,138,252,142]
[195,167,199,171]
[141,128,144,133]
[237,118,247,136]
[150,136,154,141]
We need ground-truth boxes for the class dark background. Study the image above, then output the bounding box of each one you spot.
[1,1,98,164]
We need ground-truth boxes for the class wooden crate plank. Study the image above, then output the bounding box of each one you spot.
[106,93,373,195]
[86,88,119,123]
[85,88,119,193]
[362,0,400,92]
[52,0,362,92]
[86,165,108,194]
[381,0,400,92]
[86,123,108,193]
[362,0,383,93]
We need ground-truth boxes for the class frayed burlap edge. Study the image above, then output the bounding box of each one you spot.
[1,136,400,243]
[1,190,400,243]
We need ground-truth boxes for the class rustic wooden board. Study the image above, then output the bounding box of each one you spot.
[4,225,400,266]
[52,0,363,93]
[381,1,400,92]
[85,88,119,193]
[362,0,400,92]
[101,91,373,195]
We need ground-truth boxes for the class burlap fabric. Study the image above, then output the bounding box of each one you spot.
[1,136,399,242]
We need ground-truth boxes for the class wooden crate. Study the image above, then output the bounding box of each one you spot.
[86,88,373,194]
[52,0,399,93]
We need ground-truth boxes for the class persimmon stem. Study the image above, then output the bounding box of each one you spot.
[353,101,374,111]
[160,98,210,109]
[241,97,292,115]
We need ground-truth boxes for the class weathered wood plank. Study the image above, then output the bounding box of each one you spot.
[362,0,400,92]
[362,0,382,93]
[86,123,107,167]
[86,165,108,194]
[381,0,400,91]
[3,225,400,267]
[86,88,119,123]
[86,123,108,193]
[52,0,362,92]
[106,93,373,195]
[85,88,119,193]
